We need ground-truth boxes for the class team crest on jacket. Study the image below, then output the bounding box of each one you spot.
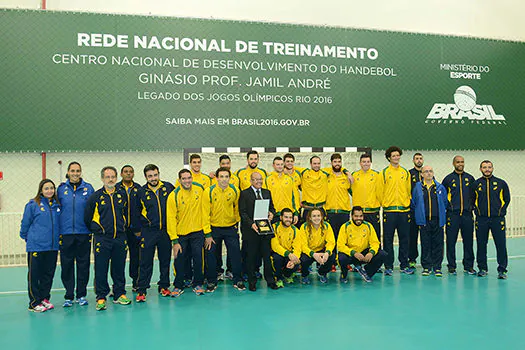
[64,190,68,195]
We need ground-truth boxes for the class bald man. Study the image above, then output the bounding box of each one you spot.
[411,166,448,277]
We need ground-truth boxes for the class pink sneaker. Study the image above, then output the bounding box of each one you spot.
[41,299,54,310]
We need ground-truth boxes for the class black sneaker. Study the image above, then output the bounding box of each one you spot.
[477,270,488,277]
[497,271,508,280]
[206,283,217,293]
[233,282,246,291]
[464,268,477,275]
[448,268,457,275]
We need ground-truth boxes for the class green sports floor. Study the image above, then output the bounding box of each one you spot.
[1,238,524,350]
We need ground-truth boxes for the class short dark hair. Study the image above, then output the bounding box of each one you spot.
[360,154,371,161]
[385,146,403,161]
[215,167,231,178]
[330,153,342,161]
[273,156,283,163]
[247,150,259,159]
[480,160,493,168]
[310,156,321,164]
[413,152,423,159]
[219,154,231,163]
[178,168,191,179]
[281,208,293,216]
[189,154,201,162]
[351,206,364,215]
[121,165,133,173]
[143,164,159,176]
[101,166,118,178]
[283,153,295,162]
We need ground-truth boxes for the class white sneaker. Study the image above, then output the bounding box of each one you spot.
[41,299,54,310]
[29,304,47,313]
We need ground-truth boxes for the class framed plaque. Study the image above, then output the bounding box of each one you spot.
[254,199,274,235]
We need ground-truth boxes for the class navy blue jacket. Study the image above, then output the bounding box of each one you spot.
[135,181,175,231]
[20,197,61,252]
[57,179,95,235]
[411,180,448,227]
[84,187,128,237]
[116,181,141,231]
[474,176,510,217]
[441,171,475,215]
[409,167,422,192]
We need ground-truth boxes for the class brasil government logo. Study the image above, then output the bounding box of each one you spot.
[426,86,506,125]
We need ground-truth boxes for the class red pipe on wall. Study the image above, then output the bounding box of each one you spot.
[41,152,47,179]
[41,0,46,10]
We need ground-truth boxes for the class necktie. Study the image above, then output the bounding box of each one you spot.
[256,189,262,200]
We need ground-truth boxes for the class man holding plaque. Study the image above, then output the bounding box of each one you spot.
[239,172,278,291]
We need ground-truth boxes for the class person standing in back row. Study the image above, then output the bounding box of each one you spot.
[381,146,413,276]
[408,153,424,269]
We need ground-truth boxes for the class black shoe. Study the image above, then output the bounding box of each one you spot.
[268,282,278,290]
[233,282,246,291]
[206,283,217,293]
[248,282,257,292]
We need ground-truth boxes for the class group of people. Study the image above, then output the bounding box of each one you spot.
[19,147,511,313]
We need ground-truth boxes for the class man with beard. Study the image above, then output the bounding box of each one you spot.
[271,208,301,287]
[474,161,511,279]
[300,156,329,222]
[236,151,268,278]
[337,206,385,283]
[135,164,174,302]
[408,153,424,269]
[441,156,476,275]
[324,153,352,243]
[85,166,131,311]
[235,150,268,191]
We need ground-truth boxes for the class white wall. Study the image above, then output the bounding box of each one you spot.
[1,0,524,42]
[1,149,523,213]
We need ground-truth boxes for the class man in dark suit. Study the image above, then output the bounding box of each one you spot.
[239,172,278,291]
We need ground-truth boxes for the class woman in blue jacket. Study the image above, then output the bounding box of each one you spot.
[20,179,61,312]
[57,162,95,307]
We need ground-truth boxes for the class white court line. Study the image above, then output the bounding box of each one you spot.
[1,255,525,295]
[0,284,134,296]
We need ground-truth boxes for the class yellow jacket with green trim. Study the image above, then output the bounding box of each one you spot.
[381,165,411,212]
[271,222,300,257]
[166,183,211,243]
[202,184,240,230]
[350,169,383,212]
[337,220,379,257]
[297,221,335,256]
